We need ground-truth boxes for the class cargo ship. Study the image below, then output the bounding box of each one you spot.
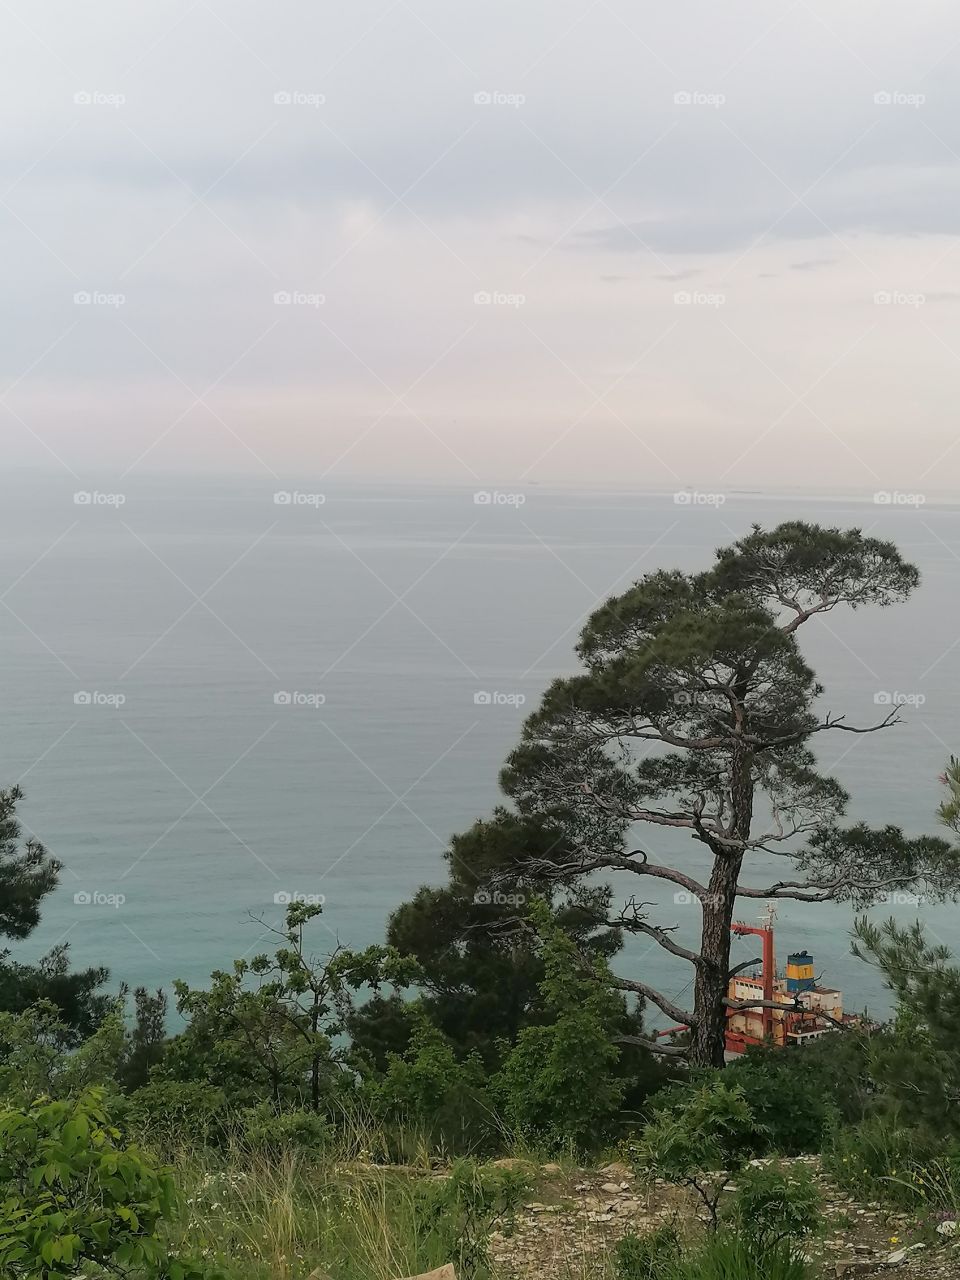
[724,904,857,1054]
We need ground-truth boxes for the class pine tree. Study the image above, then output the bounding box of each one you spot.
[500,522,960,1066]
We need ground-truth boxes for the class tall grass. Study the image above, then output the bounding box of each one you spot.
[823,1114,948,1210]
[154,1130,530,1280]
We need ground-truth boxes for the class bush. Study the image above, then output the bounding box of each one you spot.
[493,903,627,1150]
[726,1050,838,1154]
[237,1103,333,1153]
[126,1080,229,1148]
[0,1088,218,1278]
[411,1160,530,1276]
[728,1162,821,1251]
[363,1016,495,1156]
[632,1081,767,1228]
[616,1226,812,1280]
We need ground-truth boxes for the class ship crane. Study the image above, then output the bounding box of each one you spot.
[730,903,777,1041]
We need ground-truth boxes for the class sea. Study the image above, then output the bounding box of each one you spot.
[3,471,959,1031]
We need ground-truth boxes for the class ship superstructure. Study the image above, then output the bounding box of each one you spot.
[724,904,852,1054]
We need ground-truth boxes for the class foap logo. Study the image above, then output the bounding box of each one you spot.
[874,90,925,108]
[874,290,925,308]
[883,890,925,906]
[274,690,326,708]
[673,490,726,507]
[874,690,926,708]
[473,290,526,308]
[473,888,526,906]
[74,290,125,308]
[74,90,125,108]
[674,890,724,907]
[674,690,711,706]
[273,890,326,906]
[274,90,326,107]
[74,890,125,908]
[873,490,926,507]
[74,690,126,708]
[674,290,725,307]
[74,491,126,506]
[473,490,526,506]
[674,89,725,108]
[473,690,527,708]
[273,490,325,506]
[473,90,526,108]
[273,290,325,308]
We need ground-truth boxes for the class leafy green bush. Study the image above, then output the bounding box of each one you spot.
[632,1080,767,1228]
[364,1016,495,1156]
[728,1162,821,1250]
[125,1080,229,1148]
[237,1103,333,1153]
[616,1224,813,1280]
[493,902,626,1150]
[0,1089,218,1278]
[0,1001,124,1104]
[726,1050,839,1153]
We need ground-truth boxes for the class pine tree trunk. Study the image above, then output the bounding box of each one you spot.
[689,856,742,1066]
[689,745,753,1067]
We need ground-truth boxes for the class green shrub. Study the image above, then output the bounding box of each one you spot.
[631,1081,767,1228]
[237,1103,333,1153]
[614,1226,682,1280]
[126,1079,229,1148]
[728,1162,821,1250]
[411,1160,530,1276]
[0,1088,218,1278]
[726,1050,838,1154]
[493,902,627,1150]
[364,1016,495,1156]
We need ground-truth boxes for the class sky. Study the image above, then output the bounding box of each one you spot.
[4,0,960,494]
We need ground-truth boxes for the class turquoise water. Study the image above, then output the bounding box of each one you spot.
[3,473,959,1029]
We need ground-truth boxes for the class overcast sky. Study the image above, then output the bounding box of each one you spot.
[4,0,960,493]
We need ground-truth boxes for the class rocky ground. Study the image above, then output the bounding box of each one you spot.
[485,1157,960,1280]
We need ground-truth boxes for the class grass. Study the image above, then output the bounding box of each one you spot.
[154,1135,531,1280]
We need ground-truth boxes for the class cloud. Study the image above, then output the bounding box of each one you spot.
[2,0,960,488]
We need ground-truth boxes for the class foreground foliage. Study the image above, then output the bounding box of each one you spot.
[0,1090,216,1279]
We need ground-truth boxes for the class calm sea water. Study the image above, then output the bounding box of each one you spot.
[3,473,959,1030]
